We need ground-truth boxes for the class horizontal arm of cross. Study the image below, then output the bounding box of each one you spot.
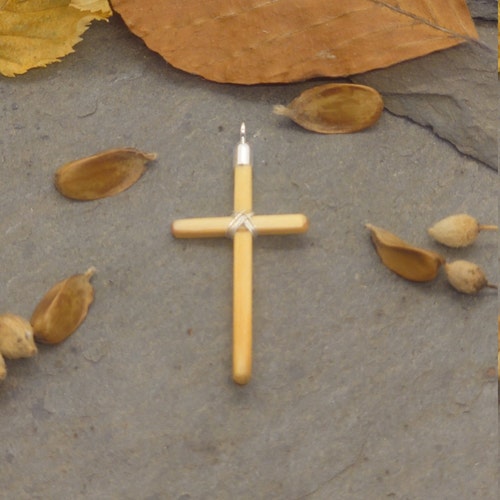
[171,213,309,238]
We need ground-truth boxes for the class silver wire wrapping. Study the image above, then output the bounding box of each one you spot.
[226,211,257,239]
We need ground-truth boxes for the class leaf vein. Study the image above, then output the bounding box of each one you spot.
[367,0,478,43]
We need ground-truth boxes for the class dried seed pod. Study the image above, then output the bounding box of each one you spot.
[0,355,5,381]
[444,260,497,294]
[428,213,498,247]
[0,313,37,359]
[55,148,157,201]
[366,224,445,282]
[273,84,383,134]
[31,268,96,344]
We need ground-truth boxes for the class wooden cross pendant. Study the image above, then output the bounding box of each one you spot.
[171,124,309,385]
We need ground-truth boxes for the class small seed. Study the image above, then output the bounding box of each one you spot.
[0,313,37,359]
[55,148,157,201]
[444,260,497,294]
[366,224,445,282]
[31,268,96,344]
[274,83,383,134]
[428,213,498,248]
[0,313,37,379]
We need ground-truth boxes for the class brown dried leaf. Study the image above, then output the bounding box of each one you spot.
[55,148,157,201]
[111,0,478,84]
[31,268,96,344]
[274,84,383,134]
[366,224,445,282]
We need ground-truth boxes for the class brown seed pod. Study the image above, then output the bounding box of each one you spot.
[273,84,383,134]
[366,224,445,282]
[444,260,497,294]
[428,213,498,248]
[31,268,96,344]
[55,148,157,201]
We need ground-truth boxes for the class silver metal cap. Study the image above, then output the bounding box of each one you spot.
[235,122,251,165]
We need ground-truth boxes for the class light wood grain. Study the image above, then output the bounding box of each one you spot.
[232,165,253,384]
[171,213,308,238]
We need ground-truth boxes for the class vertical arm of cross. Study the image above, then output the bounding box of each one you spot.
[232,129,253,385]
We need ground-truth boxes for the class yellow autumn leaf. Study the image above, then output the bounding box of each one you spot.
[0,0,112,77]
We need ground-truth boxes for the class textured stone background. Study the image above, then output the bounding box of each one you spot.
[353,22,496,169]
[0,4,497,499]
[467,0,497,19]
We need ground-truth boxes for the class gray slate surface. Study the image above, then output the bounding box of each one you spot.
[467,0,497,19]
[0,14,497,500]
[353,22,497,169]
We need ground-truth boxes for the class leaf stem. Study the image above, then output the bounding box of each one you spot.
[479,224,498,231]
